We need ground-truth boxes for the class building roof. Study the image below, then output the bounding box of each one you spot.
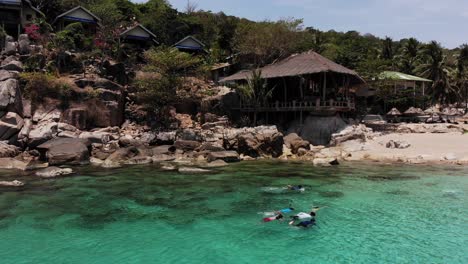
[174,35,206,50]
[0,0,42,15]
[220,50,364,83]
[377,71,432,82]
[120,24,159,44]
[54,6,101,24]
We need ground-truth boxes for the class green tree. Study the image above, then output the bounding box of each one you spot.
[456,44,468,111]
[236,70,275,125]
[398,38,420,74]
[417,41,458,105]
[135,47,204,121]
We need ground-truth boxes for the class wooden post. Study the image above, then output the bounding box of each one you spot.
[323,72,327,101]
[283,78,287,103]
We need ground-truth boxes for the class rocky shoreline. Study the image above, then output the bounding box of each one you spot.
[1,35,468,188]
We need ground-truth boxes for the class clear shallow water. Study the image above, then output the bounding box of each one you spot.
[0,162,467,264]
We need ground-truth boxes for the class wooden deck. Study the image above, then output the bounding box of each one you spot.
[236,100,355,113]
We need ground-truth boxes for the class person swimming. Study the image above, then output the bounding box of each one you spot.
[289,206,325,226]
[263,213,284,223]
[287,185,304,191]
[295,219,316,228]
[278,207,295,214]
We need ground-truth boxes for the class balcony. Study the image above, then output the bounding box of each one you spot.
[237,98,355,113]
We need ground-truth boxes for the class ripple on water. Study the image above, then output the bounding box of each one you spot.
[0,162,466,264]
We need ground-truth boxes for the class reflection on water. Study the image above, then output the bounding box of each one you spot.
[0,162,467,264]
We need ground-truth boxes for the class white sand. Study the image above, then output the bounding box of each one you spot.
[343,132,468,164]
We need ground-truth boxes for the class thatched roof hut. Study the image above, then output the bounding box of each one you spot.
[442,108,463,116]
[424,106,442,115]
[220,50,364,85]
[387,108,402,116]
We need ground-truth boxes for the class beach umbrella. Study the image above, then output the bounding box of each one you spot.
[442,108,462,116]
[404,107,424,116]
[424,106,442,115]
[387,108,402,116]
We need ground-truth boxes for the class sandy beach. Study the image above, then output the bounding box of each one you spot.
[342,131,468,164]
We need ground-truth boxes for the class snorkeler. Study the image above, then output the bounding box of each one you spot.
[295,219,316,228]
[287,185,304,191]
[278,207,295,214]
[289,206,325,225]
[263,213,284,223]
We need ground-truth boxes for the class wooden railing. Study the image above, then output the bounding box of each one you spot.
[237,99,355,112]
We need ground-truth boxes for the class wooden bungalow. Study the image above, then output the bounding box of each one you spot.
[174,36,207,54]
[120,24,158,47]
[220,50,366,119]
[0,0,41,39]
[53,6,101,32]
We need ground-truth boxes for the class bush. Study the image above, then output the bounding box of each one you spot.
[19,73,72,106]
[51,23,86,51]
[134,75,179,115]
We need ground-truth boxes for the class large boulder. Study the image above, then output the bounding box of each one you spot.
[37,138,91,166]
[1,60,23,72]
[28,121,58,147]
[0,157,47,171]
[79,130,117,144]
[17,118,32,142]
[36,167,73,178]
[174,140,202,151]
[0,112,24,140]
[155,131,176,145]
[152,145,176,155]
[102,147,140,168]
[0,79,22,113]
[0,142,20,157]
[4,38,17,55]
[289,115,347,146]
[330,125,375,146]
[61,108,88,130]
[207,151,240,163]
[284,133,310,154]
[0,70,17,82]
[32,105,61,123]
[237,128,284,158]
[18,34,31,55]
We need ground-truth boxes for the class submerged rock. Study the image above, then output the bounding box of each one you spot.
[319,191,344,198]
[36,167,73,178]
[0,180,24,187]
[206,151,240,163]
[313,158,340,166]
[0,157,47,171]
[178,167,211,173]
[204,160,229,168]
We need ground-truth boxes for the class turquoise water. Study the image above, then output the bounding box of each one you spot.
[0,162,467,264]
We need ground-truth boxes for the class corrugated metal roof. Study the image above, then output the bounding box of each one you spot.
[220,50,364,83]
[377,71,432,82]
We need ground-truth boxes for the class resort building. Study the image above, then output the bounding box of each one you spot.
[53,6,101,32]
[0,0,41,39]
[373,71,432,96]
[174,36,207,54]
[220,50,366,121]
[120,24,158,47]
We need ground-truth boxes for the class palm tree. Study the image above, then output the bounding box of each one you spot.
[398,38,420,74]
[382,37,394,60]
[236,70,275,125]
[417,41,458,105]
[457,44,468,112]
